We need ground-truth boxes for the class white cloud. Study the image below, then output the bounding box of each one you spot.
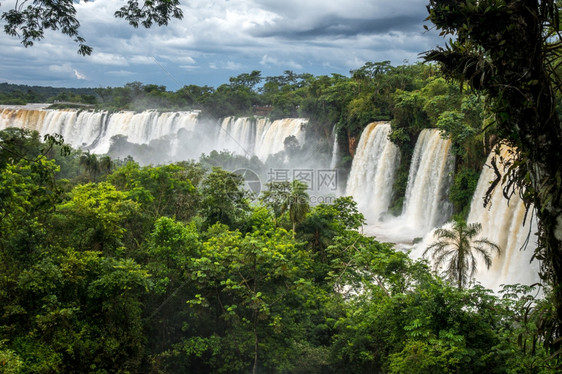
[74,69,87,80]
[260,55,279,66]
[90,52,129,66]
[225,61,243,70]
[106,70,135,76]
[180,65,199,71]
[48,63,72,74]
[130,55,156,65]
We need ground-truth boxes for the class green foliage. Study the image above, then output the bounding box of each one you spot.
[52,182,139,254]
[2,61,560,372]
[424,218,500,289]
[200,167,251,229]
[425,0,562,347]
[2,1,183,55]
[449,168,480,218]
[181,224,320,372]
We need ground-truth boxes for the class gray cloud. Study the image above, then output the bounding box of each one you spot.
[0,0,444,89]
[250,15,423,39]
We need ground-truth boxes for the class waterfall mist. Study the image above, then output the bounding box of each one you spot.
[1,106,540,289]
[345,122,400,222]
[356,127,455,244]
[1,107,337,201]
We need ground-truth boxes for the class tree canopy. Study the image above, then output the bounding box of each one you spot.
[425,0,562,348]
[0,128,559,372]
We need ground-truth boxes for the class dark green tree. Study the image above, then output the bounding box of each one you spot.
[281,180,310,237]
[200,167,250,228]
[424,0,562,340]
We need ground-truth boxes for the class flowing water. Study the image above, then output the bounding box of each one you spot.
[345,122,400,222]
[410,146,540,289]
[0,107,540,289]
[0,107,306,162]
[357,128,454,243]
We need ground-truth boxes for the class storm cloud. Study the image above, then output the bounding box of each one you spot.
[0,0,444,89]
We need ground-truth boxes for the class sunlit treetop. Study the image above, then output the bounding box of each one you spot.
[1,0,183,55]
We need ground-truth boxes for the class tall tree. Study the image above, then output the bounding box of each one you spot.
[281,180,310,236]
[424,0,562,340]
[423,219,500,289]
[79,151,99,182]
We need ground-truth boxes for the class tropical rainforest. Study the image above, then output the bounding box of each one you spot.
[0,58,560,372]
[1,0,562,373]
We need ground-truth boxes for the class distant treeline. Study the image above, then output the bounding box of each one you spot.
[0,62,498,217]
[0,82,97,105]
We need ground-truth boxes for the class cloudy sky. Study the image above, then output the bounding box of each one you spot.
[0,0,445,90]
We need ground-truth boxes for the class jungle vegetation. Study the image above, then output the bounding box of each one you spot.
[0,128,559,373]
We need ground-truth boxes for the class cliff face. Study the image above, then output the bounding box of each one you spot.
[348,135,357,157]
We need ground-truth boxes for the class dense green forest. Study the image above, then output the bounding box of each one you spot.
[2,0,562,372]
[1,61,561,371]
[0,126,559,373]
[0,83,96,106]
[1,61,492,217]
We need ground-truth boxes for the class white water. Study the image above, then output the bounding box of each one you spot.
[361,128,454,243]
[411,146,540,290]
[346,122,400,222]
[0,107,200,155]
[0,107,307,162]
[217,117,256,156]
[254,118,307,161]
[468,147,540,289]
[401,129,455,232]
[1,107,542,289]
[330,126,339,170]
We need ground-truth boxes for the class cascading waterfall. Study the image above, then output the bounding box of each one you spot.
[1,106,541,287]
[90,110,200,154]
[361,128,454,243]
[468,146,540,289]
[0,107,306,162]
[254,118,307,161]
[0,107,200,155]
[400,128,455,234]
[345,122,400,222]
[410,145,540,290]
[217,117,255,156]
[217,117,270,157]
[330,125,339,170]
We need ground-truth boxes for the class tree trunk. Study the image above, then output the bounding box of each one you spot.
[252,318,259,374]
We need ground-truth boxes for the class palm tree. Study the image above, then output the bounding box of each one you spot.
[423,218,500,289]
[99,155,113,176]
[79,151,100,182]
[281,180,310,237]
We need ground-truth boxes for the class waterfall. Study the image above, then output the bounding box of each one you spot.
[345,122,400,222]
[362,128,454,243]
[410,145,540,290]
[0,107,200,155]
[214,117,306,160]
[401,129,455,234]
[1,108,106,149]
[330,126,339,170]
[468,146,540,290]
[216,117,271,157]
[1,107,309,163]
[254,118,307,161]
[90,110,199,154]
